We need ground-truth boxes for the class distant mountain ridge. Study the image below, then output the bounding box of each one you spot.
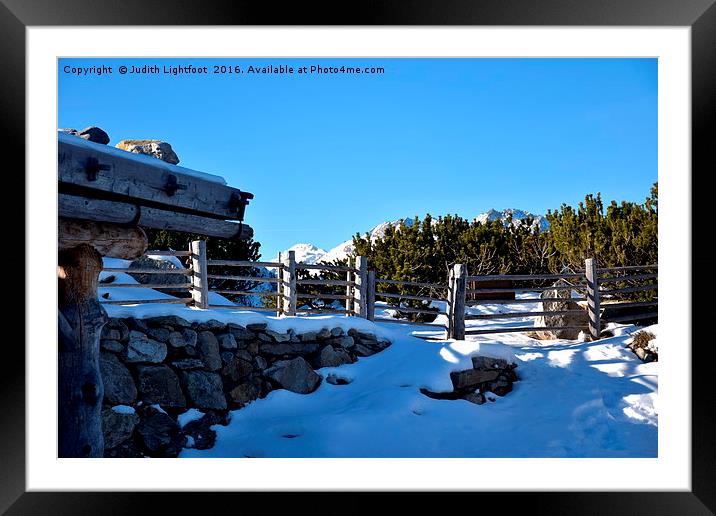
[271,209,547,264]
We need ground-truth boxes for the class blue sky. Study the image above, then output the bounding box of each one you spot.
[58,58,657,260]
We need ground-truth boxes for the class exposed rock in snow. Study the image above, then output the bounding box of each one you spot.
[474,208,549,232]
[116,139,180,164]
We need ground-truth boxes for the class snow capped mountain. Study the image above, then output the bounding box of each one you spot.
[474,208,549,232]
[270,243,328,265]
[272,211,546,266]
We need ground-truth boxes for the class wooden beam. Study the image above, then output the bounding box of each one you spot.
[58,136,252,220]
[58,218,147,260]
[59,193,253,240]
[585,257,601,340]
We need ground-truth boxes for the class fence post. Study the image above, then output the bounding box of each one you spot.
[353,256,368,318]
[449,263,467,340]
[276,252,283,316]
[446,267,455,339]
[345,257,353,314]
[366,270,376,321]
[190,240,209,309]
[282,250,297,316]
[585,257,601,340]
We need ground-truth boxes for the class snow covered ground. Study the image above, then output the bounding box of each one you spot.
[177,297,658,459]
[99,260,657,458]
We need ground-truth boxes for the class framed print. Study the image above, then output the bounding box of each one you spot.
[5,0,716,513]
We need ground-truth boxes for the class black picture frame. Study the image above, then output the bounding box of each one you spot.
[4,1,714,514]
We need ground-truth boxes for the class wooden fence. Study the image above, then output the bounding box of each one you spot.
[100,242,656,341]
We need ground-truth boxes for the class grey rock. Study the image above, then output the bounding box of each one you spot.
[100,353,137,405]
[124,331,167,363]
[472,356,510,370]
[102,406,139,449]
[101,327,122,341]
[253,356,268,370]
[316,346,353,368]
[265,330,291,342]
[330,327,344,337]
[299,331,317,342]
[257,332,272,342]
[171,358,205,370]
[105,319,130,341]
[463,392,486,405]
[221,351,234,366]
[101,339,124,353]
[146,326,171,343]
[228,382,259,407]
[247,341,260,355]
[352,344,377,357]
[316,328,332,340]
[78,126,110,144]
[181,328,198,347]
[116,139,180,164]
[137,406,185,456]
[534,280,589,340]
[180,371,227,410]
[333,336,354,349]
[246,323,267,332]
[264,357,321,394]
[198,331,222,371]
[259,342,320,356]
[167,331,187,348]
[227,323,254,341]
[147,315,192,328]
[450,369,500,390]
[194,319,227,332]
[236,349,253,363]
[222,355,253,382]
[217,333,238,350]
[136,365,186,409]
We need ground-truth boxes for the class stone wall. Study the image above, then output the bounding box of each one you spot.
[99,316,391,457]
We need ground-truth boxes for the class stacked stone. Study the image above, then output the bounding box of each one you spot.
[420,356,518,405]
[98,316,390,458]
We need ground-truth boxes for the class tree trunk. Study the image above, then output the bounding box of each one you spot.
[57,244,107,457]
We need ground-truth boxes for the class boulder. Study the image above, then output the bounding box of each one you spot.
[146,315,192,328]
[171,358,205,370]
[352,344,378,357]
[471,356,510,371]
[181,328,198,347]
[146,326,171,343]
[330,327,344,337]
[194,319,227,332]
[227,323,254,341]
[102,406,139,449]
[116,139,180,164]
[180,371,227,410]
[259,342,320,357]
[449,369,499,390]
[78,126,110,144]
[197,331,222,371]
[330,335,354,349]
[534,280,589,339]
[167,331,187,348]
[299,331,317,342]
[253,356,268,370]
[217,333,238,350]
[462,392,486,405]
[315,346,353,368]
[264,357,321,394]
[135,365,186,409]
[228,382,259,407]
[100,339,124,353]
[123,331,167,363]
[265,330,291,342]
[246,323,267,332]
[100,353,137,405]
[136,406,185,457]
[105,319,130,341]
[221,355,254,382]
[316,328,332,340]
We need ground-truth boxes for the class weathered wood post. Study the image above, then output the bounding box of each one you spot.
[345,257,353,315]
[354,256,368,318]
[190,240,209,309]
[585,257,601,340]
[366,270,376,321]
[282,250,297,315]
[449,263,467,340]
[58,219,147,458]
[276,252,283,316]
[446,267,455,339]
